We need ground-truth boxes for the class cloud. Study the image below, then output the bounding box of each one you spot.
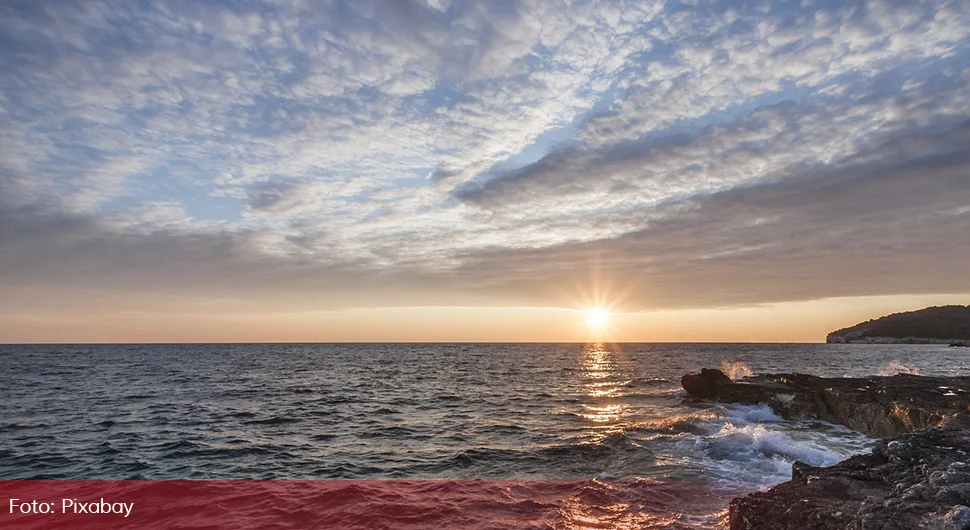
[450,125,970,308]
[2,118,968,311]
[0,0,969,315]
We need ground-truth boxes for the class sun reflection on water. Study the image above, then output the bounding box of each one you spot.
[580,403,627,423]
[556,481,697,529]
[550,343,730,528]
[579,343,629,435]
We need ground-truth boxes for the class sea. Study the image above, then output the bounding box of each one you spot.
[3,343,969,528]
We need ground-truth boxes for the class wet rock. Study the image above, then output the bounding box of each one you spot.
[681,369,970,438]
[942,505,970,530]
[680,368,733,399]
[729,427,970,530]
[682,369,970,529]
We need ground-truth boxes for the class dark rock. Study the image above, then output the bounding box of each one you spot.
[942,505,970,530]
[682,369,970,529]
[680,368,733,398]
[729,428,970,530]
[680,369,970,438]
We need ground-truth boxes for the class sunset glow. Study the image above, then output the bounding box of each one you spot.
[0,0,967,343]
[586,308,610,330]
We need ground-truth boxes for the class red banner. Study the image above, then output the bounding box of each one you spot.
[1,479,727,528]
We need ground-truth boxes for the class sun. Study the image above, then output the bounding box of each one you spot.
[586,308,609,329]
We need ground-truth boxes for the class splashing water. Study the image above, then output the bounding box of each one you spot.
[878,360,921,376]
[668,404,872,487]
[721,361,753,380]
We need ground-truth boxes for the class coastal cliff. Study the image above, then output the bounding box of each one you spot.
[681,369,970,529]
[826,305,970,344]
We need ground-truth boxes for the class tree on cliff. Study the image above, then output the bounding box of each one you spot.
[828,305,970,342]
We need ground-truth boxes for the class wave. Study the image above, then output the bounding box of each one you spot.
[659,404,873,486]
[623,377,671,387]
[154,440,299,461]
[473,423,527,434]
[878,360,921,375]
[629,405,785,446]
[428,433,654,479]
[243,416,301,426]
[156,440,203,451]
[703,423,848,466]
[358,426,417,439]
[721,404,782,425]
[629,411,719,436]
[0,422,50,432]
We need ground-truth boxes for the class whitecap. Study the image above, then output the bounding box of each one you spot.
[721,404,783,425]
[663,404,873,487]
[878,360,921,376]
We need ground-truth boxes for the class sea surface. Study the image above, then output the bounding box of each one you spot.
[3,343,969,528]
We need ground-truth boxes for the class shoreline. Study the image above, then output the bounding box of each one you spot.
[681,368,970,529]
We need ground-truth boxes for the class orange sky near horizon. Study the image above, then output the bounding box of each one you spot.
[2,293,966,344]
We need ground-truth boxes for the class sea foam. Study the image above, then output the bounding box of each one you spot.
[671,404,873,487]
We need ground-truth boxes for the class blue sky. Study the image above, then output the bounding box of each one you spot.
[1,0,969,336]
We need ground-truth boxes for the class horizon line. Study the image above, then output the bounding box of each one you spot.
[2,340,836,346]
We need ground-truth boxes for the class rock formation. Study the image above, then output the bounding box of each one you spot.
[681,369,970,529]
[729,427,970,530]
[681,370,970,438]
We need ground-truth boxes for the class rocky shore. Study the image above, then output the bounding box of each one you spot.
[681,368,970,529]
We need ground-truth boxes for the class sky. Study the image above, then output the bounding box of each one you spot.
[1,0,969,343]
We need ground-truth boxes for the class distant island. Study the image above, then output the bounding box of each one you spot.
[826,305,970,344]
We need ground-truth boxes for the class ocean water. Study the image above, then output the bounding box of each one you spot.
[3,343,969,528]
